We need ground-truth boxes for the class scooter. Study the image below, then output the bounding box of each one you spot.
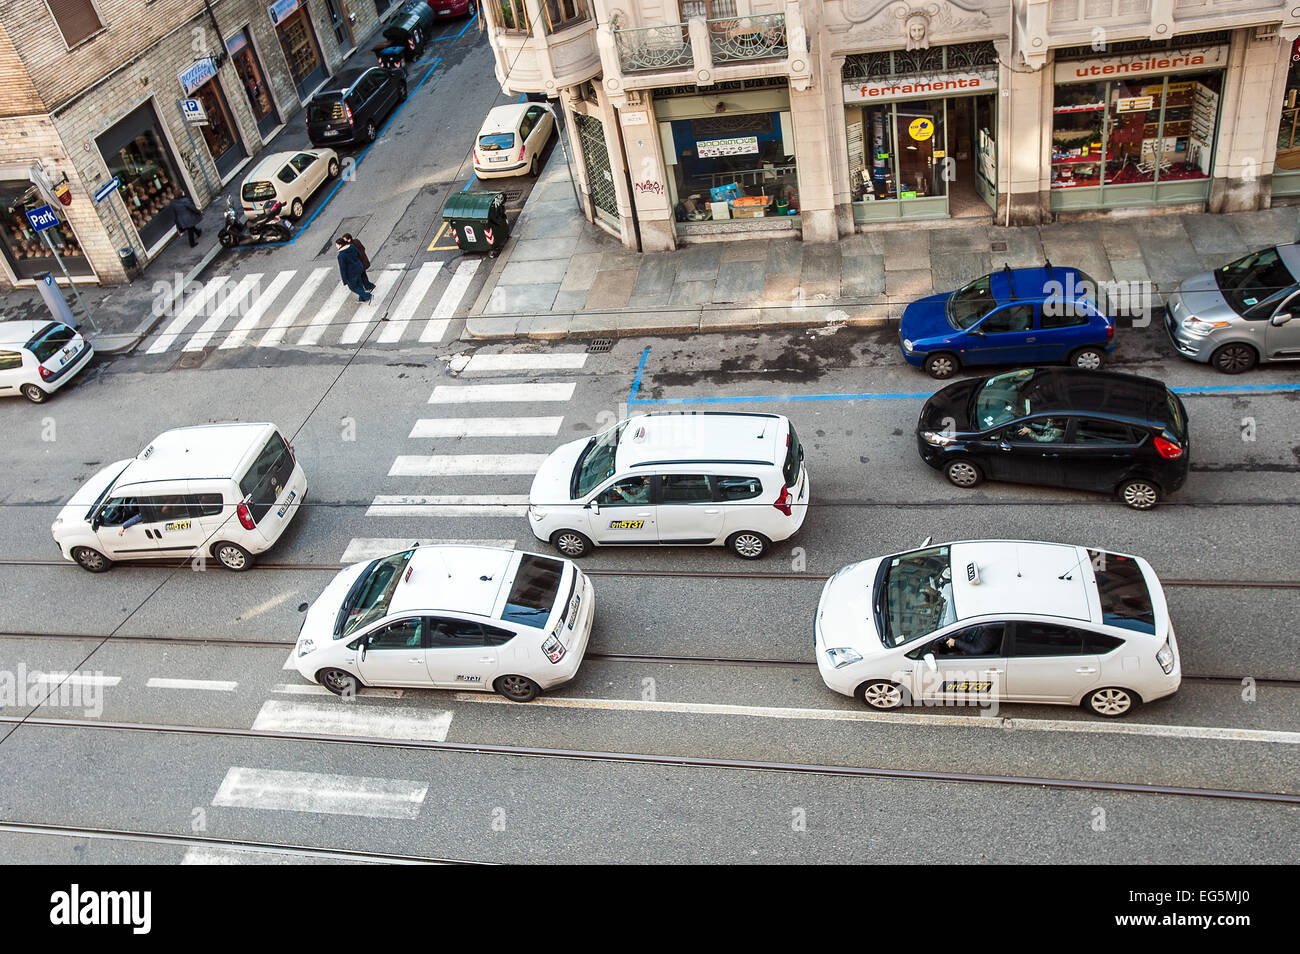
[218,197,292,248]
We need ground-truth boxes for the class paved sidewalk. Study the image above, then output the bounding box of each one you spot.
[467,151,1300,340]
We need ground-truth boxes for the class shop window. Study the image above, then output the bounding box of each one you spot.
[1279,61,1300,172]
[682,0,737,18]
[0,180,93,281]
[662,110,799,223]
[849,102,946,202]
[46,0,104,47]
[496,0,530,33]
[98,128,181,249]
[542,0,590,33]
[1051,82,1106,190]
[276,9,325,89]
[228,30,278,131]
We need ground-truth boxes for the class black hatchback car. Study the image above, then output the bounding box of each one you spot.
[307,67,406,146]
[916,367,1189,509]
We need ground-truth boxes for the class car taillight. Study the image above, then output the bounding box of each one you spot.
[38,365,53,380]
[518,143,526,161]
[236,501,256,530]
[541,632,566,664]
[345,104,354,124]
[773,484,792,516]
[1153,435,1183,460]
[473,149,480,164]
[1106,324,1114,341]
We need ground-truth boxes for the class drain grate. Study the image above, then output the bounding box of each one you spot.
[991,241,1008,252]
[586,338,615,354]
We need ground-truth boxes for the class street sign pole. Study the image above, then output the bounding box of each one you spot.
[40,230,98,332]
[94,176,140,273]
[177,98,217,197]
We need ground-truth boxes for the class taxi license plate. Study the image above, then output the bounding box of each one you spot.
[276,489,297,518]
[567,593,580,629]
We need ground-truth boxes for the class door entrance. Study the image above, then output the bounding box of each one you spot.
[947,94,996,217]
[575,113,619,227]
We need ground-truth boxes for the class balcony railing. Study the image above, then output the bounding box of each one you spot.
[707,13,787,63]
[614,21,691,73]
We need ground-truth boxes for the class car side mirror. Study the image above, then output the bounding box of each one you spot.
[923,653,938,672]
[90,515,101,531]
[357,643,366,661]
[1272,312,1292,326]
[587,501,600,516]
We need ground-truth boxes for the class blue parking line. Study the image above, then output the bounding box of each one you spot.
[627,347,650,405]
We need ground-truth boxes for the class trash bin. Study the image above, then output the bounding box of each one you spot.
[374,43,409,70]
[442,191,510,253]
[383,1,437,56]
[118,247,137,271]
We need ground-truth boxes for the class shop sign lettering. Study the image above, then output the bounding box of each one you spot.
[697,136,759,158]
[1053,45,1228,83]
[178,59,218,96]
[844,70,997,104]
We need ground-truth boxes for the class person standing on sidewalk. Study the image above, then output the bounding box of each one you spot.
[336,237,372,302]
[340,233,375,292]
[169,191,203,247]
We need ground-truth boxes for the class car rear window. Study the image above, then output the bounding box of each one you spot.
[238,431,296,523]
[26,323,76,363]
[1163,389,1188,441]
[1088,550,1156,635]
[782,421,803,486]
[478,133,515,151]
[242,180,276,201]
[308,99,346,123]
[501,554,564,629]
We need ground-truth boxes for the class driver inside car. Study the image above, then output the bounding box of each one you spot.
[943,625,1000,656]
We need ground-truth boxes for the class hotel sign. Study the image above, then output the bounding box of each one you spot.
[1054,45,1229,83]
[844,69,997,104]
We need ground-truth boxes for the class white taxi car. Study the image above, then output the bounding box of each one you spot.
[294,545,594,701]
[240,149,340,220]
[815,539,1180,717]
[0,319,93,403]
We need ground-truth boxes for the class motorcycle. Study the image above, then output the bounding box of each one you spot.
[218,197,292,248]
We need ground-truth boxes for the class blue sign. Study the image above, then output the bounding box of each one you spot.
[93,177,121,204]
[26,204,59,232]
[268,0,301,26]
[178,59,218,96]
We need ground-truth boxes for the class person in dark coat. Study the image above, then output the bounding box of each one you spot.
[336,237,372,302]
[169,191,203,247]
[340,233,375,291]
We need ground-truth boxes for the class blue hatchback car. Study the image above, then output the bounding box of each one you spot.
[899,265,1116,379]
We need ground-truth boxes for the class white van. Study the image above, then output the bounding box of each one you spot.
[51,422,308,572]
[0,319,94,403]
[528,412,809,559]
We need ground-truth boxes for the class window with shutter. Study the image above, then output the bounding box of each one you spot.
[46,0,104,48]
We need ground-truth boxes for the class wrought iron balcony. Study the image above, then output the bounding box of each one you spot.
[614,21,692,73]
[706,13,787,63]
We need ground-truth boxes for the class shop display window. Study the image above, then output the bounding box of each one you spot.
[849,101,946,202]
[663,111,800,223]
[103,130,181,248]
[193,82,240,169]
[1051,81,1107,189]
[278,10,323,87]
[0,180,92,280]
[229,30,277,129]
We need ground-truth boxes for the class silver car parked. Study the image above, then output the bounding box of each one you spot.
[1164,243,1300,373]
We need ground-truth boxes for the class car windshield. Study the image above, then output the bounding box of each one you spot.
[971,368,1042,431]
[335,548,414,638]
[946,274,998,330]
[876,546,955,647]
[1214,247,1298,315]
[572,421,626,499]
[478,133,515,151]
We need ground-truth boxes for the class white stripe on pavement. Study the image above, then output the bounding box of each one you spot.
[366,494,530,517]
[220,269,296,349]
[338,266,404,345]
[211,767,427,819]
[146,276,229,354]
[183,274,262,352]
[419,258,480,343]
[408,416,563,439]
[146,678,238,692]
[294,281,352,347]
[258,266,329,346]
[29,672,121,687]
[253,699,453,741]
[463,352,588,372]
[388,454,546,476]
[340,538,515,563]
[272,683,405,698]
[429,382,575,404]
[377,261,442,343]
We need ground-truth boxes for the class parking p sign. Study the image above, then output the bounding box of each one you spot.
[26,204,59,232]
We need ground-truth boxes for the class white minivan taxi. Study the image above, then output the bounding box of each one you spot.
[528,411,809,559]
[815,539,1181,717]
[0,319,94,403]
[294,545,594,701]
[51,422,307,572]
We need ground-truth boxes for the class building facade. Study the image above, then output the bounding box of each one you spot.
[483,0,1300,250]
[0,0,404,288]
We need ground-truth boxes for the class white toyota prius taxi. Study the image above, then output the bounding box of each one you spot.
[294,545,594,701]
[815,539,1181,717]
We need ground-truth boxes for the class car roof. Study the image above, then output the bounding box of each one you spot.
[388,545,516,618]
[987,266,1093,304]
[117,423,277,485]
[949,540,1095,625]
[1007,367,1172,424]
[617,412,787,470]
[0,319,58,346]
[244,151,308,181]
[316,67,368,96]
[480,103,531,133]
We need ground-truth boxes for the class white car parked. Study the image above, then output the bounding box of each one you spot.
[294,545,594,701]
[0,319,93,403]
[815,539,1181,717]
[473,102,554,178]
[240,148,340,220]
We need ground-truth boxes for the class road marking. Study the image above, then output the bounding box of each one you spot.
[29,672,121,688]
[183,274,262,352]
[340,538,516,563]
[367,494,530,517]
[146,276,229,354]
[408,416,563,438]
[253,699,454,741]
[420,258,481,342]
[429,382,575,404]
[293,281,351,347]
[426,221,451,252]
[339,266,404,344]
[378,261,442,343]
[388,454,547,476]
[237,590,298,621]
[146,678,238,692]
[273,683,405,698]
[258,266,329,346]
[212,767,427,819]
[220,270,296,349]
[282,649,297,671]
[463,352,588,372]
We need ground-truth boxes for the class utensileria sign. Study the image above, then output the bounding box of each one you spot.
[1054,45,1228,82]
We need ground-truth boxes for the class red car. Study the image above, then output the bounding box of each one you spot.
[429,0,474,17]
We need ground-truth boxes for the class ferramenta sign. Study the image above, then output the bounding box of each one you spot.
[844,69,997,104]
[1054,45,1229,83]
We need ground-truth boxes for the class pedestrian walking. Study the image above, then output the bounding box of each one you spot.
[168,191,203,247]
[340,233,375,291]
[336,237,372,302]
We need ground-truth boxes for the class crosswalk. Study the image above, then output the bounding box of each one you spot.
[141,258,481,354]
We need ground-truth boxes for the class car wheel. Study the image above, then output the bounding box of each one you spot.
[398,83,408,103]
[856,680,909,711]
[529,154,539,177]
[213,541,253,571]
[944,458,983,488]
[271,225,292,242]
[495,674,540,702]
[327,158,340,178]
[923,352,959,379]
[72,546,112,573]
[289,197,304,220]
[1085,686,1137,717]
[20,383,48,403]
[1117,478,1160,510]
[1210,342,1257,374]
[318,668,360,697]
[727,531,769,560]
[365,120,378,142]
[1070,346,1106,370]
[551,529,590,558]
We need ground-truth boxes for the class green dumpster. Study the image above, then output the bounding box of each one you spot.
[443,191,510,253]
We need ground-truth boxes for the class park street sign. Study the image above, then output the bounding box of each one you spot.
[25,204,59,232]
[180,98,209,125]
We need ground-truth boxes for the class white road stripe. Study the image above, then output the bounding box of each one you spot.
[220,269,295,349]
[377,261,442,343]
[146,276,230,354]
[146,678,237,692]
[338,266,404,344]
[212,767,427,819]
[258,266,329,346]
[340,538,515,563]
[253,699,453,741]
[182,274,262,352]
[429,382,575,404]
[29,672,121,687]
[293,281,352,347]
[388,454,546,476]
[408,416,563,439]
[367,494,529,517]
[420,258,480,343]
[273,683,405,698]
[464,352,588,372]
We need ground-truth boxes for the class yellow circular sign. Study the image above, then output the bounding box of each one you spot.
[909,117,935,141]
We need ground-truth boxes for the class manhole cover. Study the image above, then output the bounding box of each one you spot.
[991,241,1008,252]
[586,338,615,354]
[171,348,211,370]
